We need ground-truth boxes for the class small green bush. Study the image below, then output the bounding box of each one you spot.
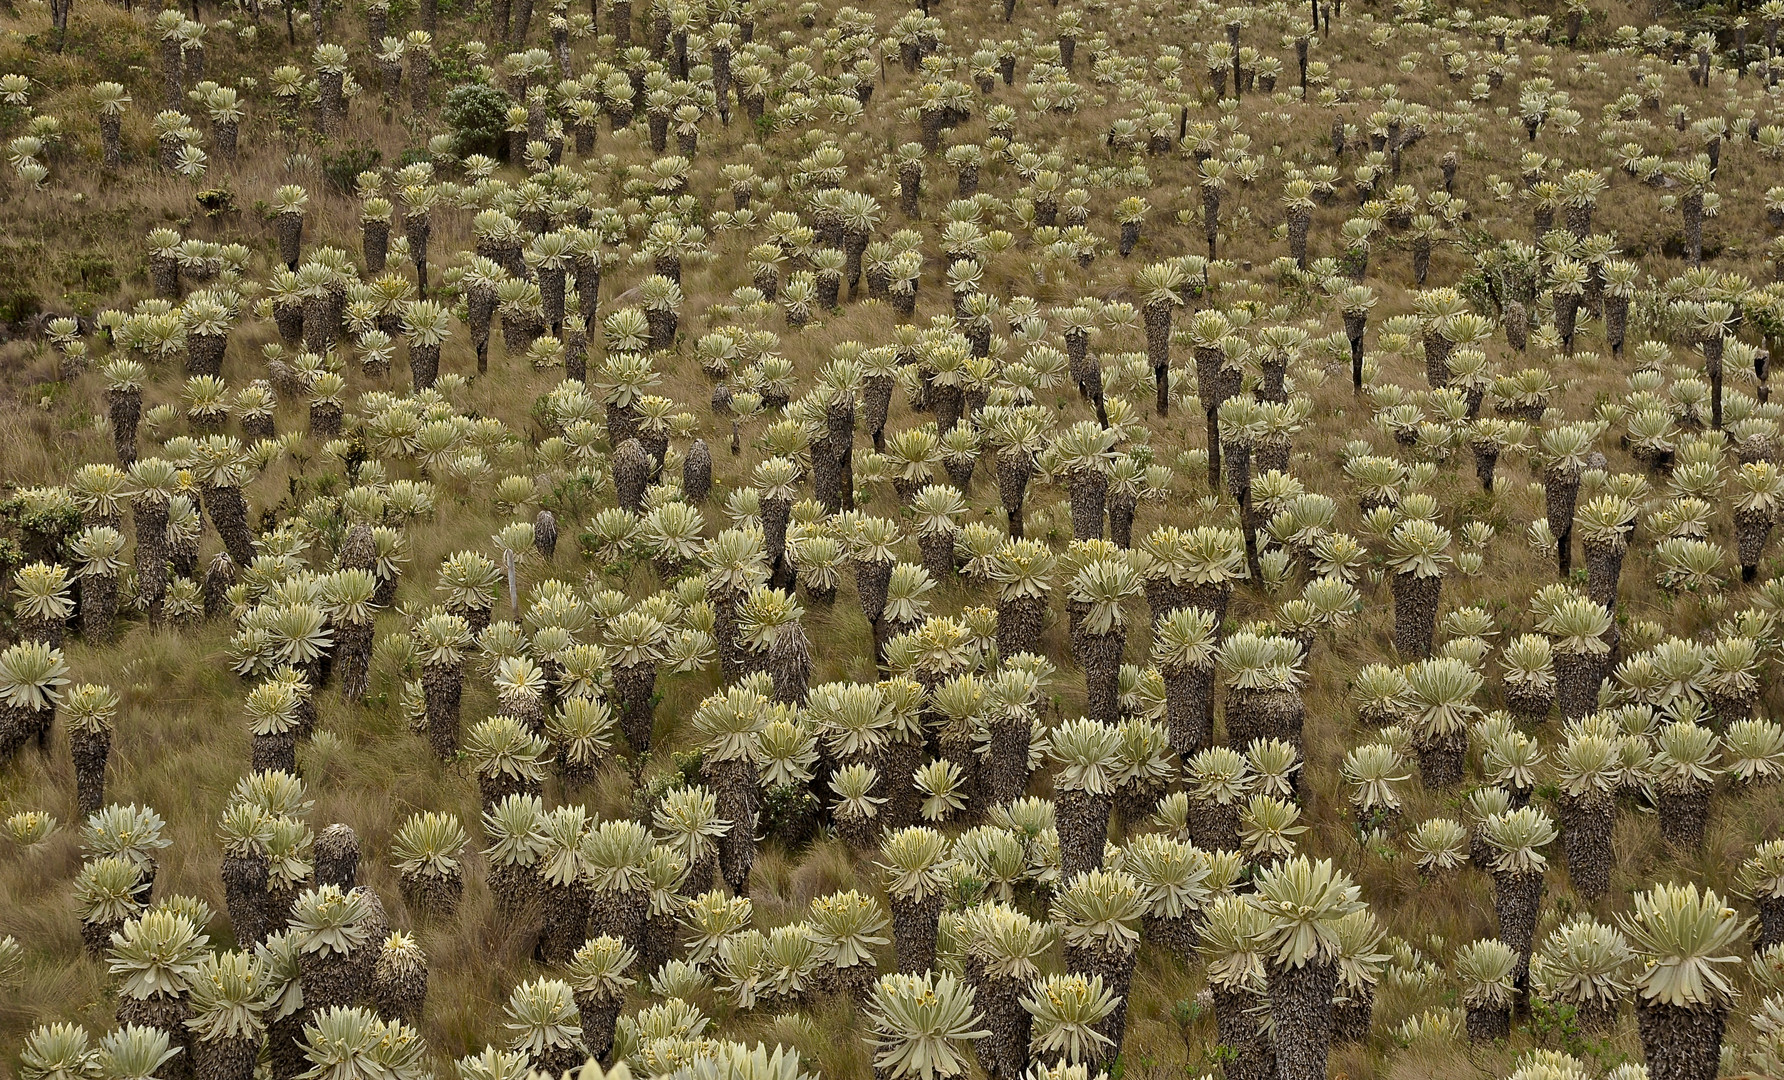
[321,142,382,194]
[56,253,118,296]
[442,83,511,161]
[757,783,819,849]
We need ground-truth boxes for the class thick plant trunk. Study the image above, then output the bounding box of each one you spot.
[1558,792,1613,900]
[194,1034,260,1080]
[1548,468,1581,576]
[995,595,1046,658]
[964,960,1030,1080]
[487,862,540,922]
[118,993,193,1080]
[613,660,657,754]
[1738,507,1774,580]
[983,716,1030,806]
[586,886,649,959]
[1142,911,1199,959]
[1554,651,1603,719]
[1492,868,1544,993]
[202,484,257,568]
[537,880,590,965]
[422,659,462,757]
[1415,730,1467,788]
[1187,796,1239,853]
[889,892,942,974]
[110,387,142,465]
[575,993,623,1064]
[335,620,374,701]
[221,853,269,945]
[705,757,758,894]
[410,342,440,390]
[1636,1001,1725,1080]
[252,731,296,773]
[71,728,110,816]
[1068,472,1107,540]
[997,456,1033,538]
[1161,663,1214,759]
[1072,624,1125,725]
[880,738,924,829]
[1109,493,1136,548]
[1584,537,1625,610]
[1267,959,1336,1080]
[1657,788,1709,851]
[856,557,894,626]
[1757,896,1784,952]
[1332,990,1374,1045]
[1391,572,1440,658]
[133,495,170,624]
[1055,787,1110,879]
[398,867,462,916]
[1466,1004,1510,1042]
[1211,985,1275,1080]
[81,573,118,641]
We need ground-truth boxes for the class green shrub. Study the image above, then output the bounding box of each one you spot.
[55,254,117,314]
[442,83,511,160]
[321,142,382,194]
[757,783,819,849]
[0,242,42,326]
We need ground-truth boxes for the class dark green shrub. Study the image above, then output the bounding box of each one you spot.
[55,254,117,314]
[195,189,237,218]
[0,241,42,326]
[757,784,819,849]
[442,83,512,160]
[3,499,81,564]
[321,142,382,194]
